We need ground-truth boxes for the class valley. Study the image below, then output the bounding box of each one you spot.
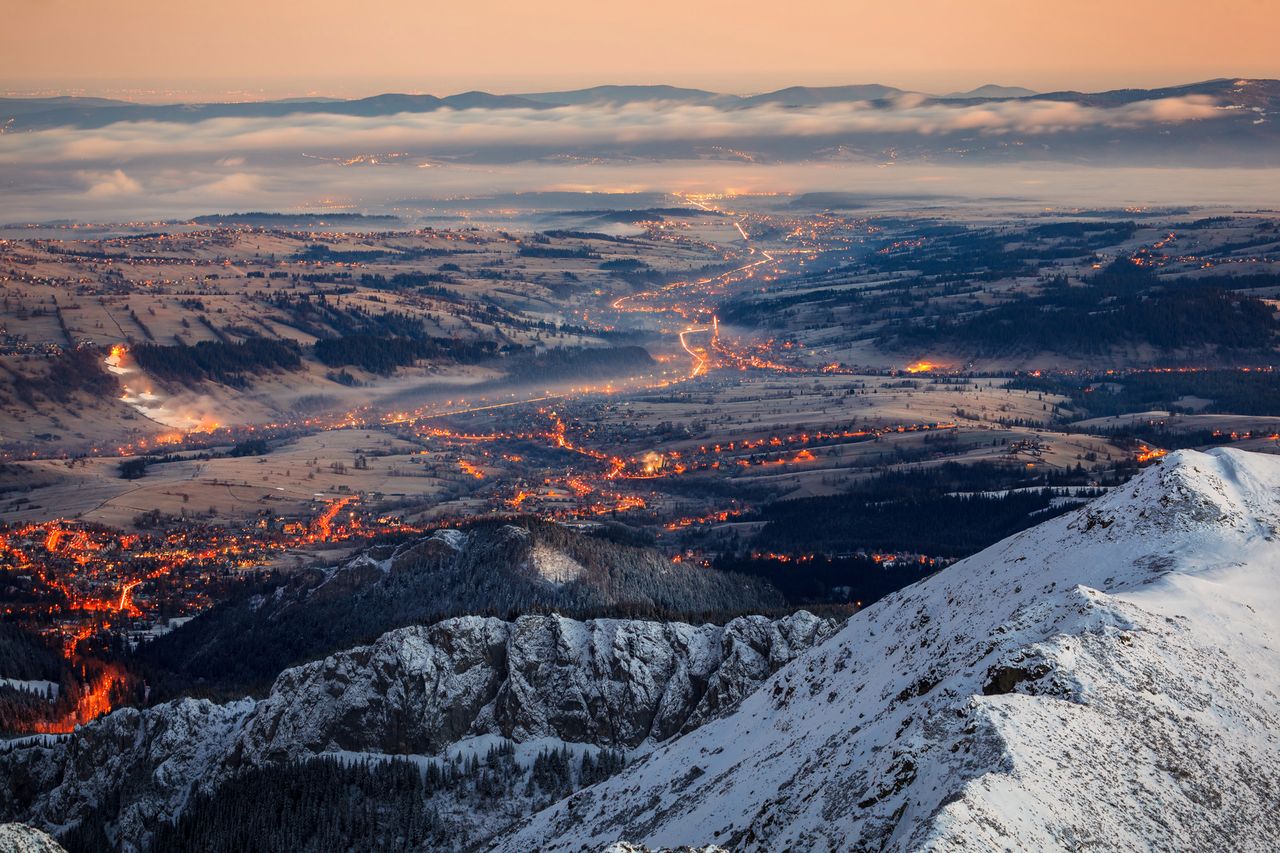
[0,182,1279,853]
[3,197,1280,737]
[5,2,1280,848]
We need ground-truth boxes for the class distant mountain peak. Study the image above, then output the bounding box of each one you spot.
[940,83,1038,99]
[515,84,727,106]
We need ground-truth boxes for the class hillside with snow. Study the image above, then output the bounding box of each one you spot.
[135,520,784,697]
[497,448,1280,851]
[0,612,833,850]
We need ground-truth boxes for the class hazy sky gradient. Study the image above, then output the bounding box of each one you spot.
[5,0,1278,100]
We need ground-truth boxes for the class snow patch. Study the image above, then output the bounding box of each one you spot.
[430,528,468,551]
[529,543,585,585]
[0,824,66,853]
[0,679,58,699]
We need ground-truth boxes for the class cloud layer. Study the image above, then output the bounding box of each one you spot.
[0,95,1228,167]
[0,95,1267,222]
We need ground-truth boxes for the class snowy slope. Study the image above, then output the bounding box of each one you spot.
[497,449,1280,851]
[137,520,785,695]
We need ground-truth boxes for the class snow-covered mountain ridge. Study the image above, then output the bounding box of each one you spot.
[1,612,834,851]
[497,448,1280,851]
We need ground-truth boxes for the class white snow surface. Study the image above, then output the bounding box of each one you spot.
[496,449,1280,852]
[0,824,67,853]
[430,528,468,551]
[0,679,59,699]
[529,542,587,585]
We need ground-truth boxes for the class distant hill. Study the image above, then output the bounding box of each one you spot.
[5,80,1278,166]
[740,84,910,106]
[0,95,131,116]
[0,91,548,130]
[190,212,401,227]
[940,83,1037,99]
[1031,76,1280,108]
[515,84,729,106]
[4,79,1276,132]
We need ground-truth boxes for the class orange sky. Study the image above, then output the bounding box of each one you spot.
[5,0,1277,99]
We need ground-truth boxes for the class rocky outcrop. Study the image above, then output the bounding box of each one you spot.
[1,612,835,852]
[234,611,834,763]
[3,699,252,852]
[0,824,67,853]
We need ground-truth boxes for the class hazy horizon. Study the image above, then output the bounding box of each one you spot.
[4,0,1277,102]
[4,1,1278,223]
[3,73,1270,105]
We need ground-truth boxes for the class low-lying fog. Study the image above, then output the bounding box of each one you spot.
[5,159,1280,224]
[1,97,1277,221]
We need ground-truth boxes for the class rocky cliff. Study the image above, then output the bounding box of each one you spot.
[1,611,835,851]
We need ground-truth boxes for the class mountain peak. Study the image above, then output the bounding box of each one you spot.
[498,448,1280,850]
[1075,447,1280,542]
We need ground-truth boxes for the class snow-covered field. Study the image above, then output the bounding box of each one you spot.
[0,679,58,699]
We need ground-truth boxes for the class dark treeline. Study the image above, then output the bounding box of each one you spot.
[517,244,600,259]
[753,491,1086,558]
[1082,425,1277,451]
[267,293,429,339]
[803,460,1110,501]
[0,624,61,683]
[502,346,655,382]
[746,461,1110,558]
[1025,221,1139,242]
[264,295,511,374]
[56,742,629,853]
[131,338,302,385]
[135,519,782,699]
[291,244,466,263]
[358,270,455,291]
[314,334,498,375]
[10,346,119,406]
[602,257,741,290]
[714,554,942,609]
[191,212,399,226]
[886,261,1279,356]
[1010,369,1280,419]
[138,757,455,853]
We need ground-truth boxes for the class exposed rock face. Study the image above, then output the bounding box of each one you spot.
[234,611,834,764]
[0,824,67,853]
[2,699,252,852]
[496,449,1280,852]
[0,612,835,852]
